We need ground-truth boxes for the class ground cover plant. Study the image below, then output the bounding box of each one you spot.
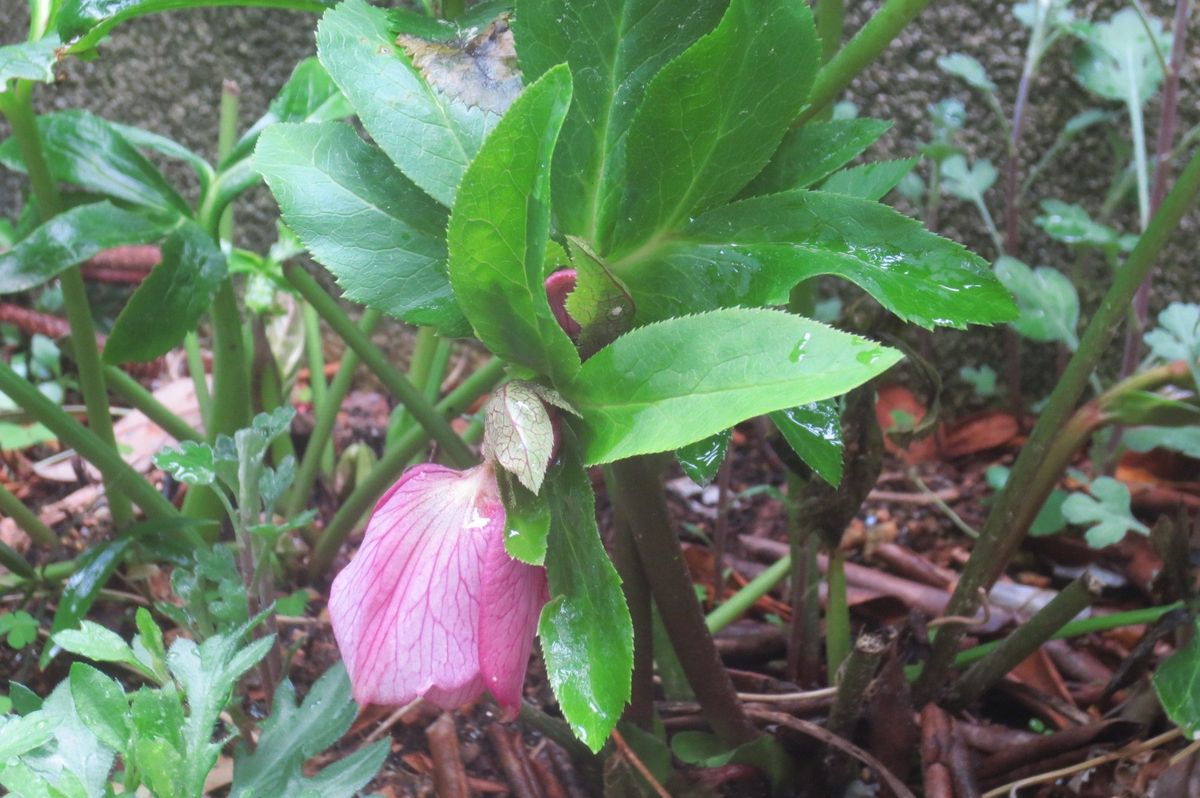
[1,0,1199,794]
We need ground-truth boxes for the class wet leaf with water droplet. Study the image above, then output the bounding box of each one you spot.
[676,429,731,487]
[770,400,843,486]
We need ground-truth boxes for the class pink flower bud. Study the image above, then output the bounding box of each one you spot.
[329,463,547,715]
[544,269,581,337]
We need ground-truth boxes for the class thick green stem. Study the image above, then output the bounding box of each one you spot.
[309,358,504,576]
[287,309,382,520]
[916,147,1200,704]
[388,325,439,446]
[284,265,473,467]
[611,456,758,748]
[104,365,202,443]
[798,0,933,123]
[183,333,212,430]
[946,574,1100,709]
[825,549,851,681]
[706,551,791,634]
[4,82,134,527]
[0,360,177,519]
[0,538,36,580]
[815,0,845,63]
[0,482,56,547]
[217,81,239,242]
[301,303,335,476]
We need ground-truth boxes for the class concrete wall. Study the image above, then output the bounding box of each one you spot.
[2,0,1194,386]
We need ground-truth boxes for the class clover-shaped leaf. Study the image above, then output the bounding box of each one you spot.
[1035,199,1126,249]
[959,364,998,397]
[1062,476,1148,548]
[940,154,997,202]
[1073,8,1169,104]
[937,53,996,92]
[994,256,1080,349]
[154,440,216,486]
[1144,302,1200,389]
[0,610,38,649]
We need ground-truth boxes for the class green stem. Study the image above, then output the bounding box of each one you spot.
[611,456,759,747]
[440,0,464,20]
[798,0,933,123]
[309,358,504,576]
[183,333,212,431]
[0,482,56,547]
[1126,81,1152,231]
[205,281,252,437]
[946,574,1100,709]
[387,325,439,446]
[301,303,335,476]
[284,264,473,468]
[825,549,851,681]
[815,0,846,63]
[0,559,75,591]
[608,483,656,730]
[706,552,790,633]
[0,360,177,519]
[4,81,133,528]
[827,631,887,734]
[0,538,36,580]
[915,146,1200,704]
[287,309,382,520]
[104,365,202,443]
[217,81,240,243]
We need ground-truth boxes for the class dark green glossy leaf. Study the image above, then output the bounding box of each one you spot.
[0,110,189,215]
[228,56,353,165]
[513,0,724,241]
[497,467,552,565]
[231,662,385,797]
[820,158,917,201]
[0,35,61,90]
[617,191,1015,329]
[316,0,493,206]
[566,308,902,465]
[770,400,843,486]
[111,121,214,192]
[564,237,635,359]
[0,202,166,294]
[1154,619,1200,738]
[104,220,227,363]
[608,0,819,256]
[675,429,730,487]
[256,122,464,333]
[68,662,128,751]
[746,118,891,196]
[540,432,632,751]
[447,65,580,384]
[43,536,134,668]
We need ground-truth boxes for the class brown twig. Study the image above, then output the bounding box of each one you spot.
[426,713,470,798]
[611,728,671,798]
[486,725,547,798]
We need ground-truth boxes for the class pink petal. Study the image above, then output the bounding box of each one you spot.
[328,463,504,709]
[544,269,581,337]
[479,533,549,714]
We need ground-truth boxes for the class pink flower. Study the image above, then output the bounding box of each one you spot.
[544,269,581,337]
[329,462,547,715]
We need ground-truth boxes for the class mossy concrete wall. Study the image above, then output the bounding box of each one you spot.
[2,0,1195,388]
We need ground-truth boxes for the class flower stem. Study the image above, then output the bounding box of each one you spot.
[104,364,202,443]
[183,332,212,430]
[0,482,56,547]
[387,325,439,445]
[915,145,1200,704]
[309,358,505,576]
[0,359,177,519]
[4,81,134,528]
[706,552,790,634]
[302,302,335,476]
[607,476,656,730]
[825,549,851,681]
[287,309,382,521]
[611,456,758,747]
[283,264,474,468]
[0,538,36,580]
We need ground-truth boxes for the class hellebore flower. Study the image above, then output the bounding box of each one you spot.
[329,462,547,714]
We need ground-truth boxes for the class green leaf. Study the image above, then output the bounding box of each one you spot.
[1154,619,1200,739]
[0,35,62,91]
[447,64,580,384]
[940,154,997,202]
[539,433,632,751]
[566,308,901,465]
[104,220,227,363]
[497,468,553,565]
[68,662,128,752]
[1062,476,1148,548]
[746,118,892,196]
[770,400,843,486]
[937,52,996,92]
[0,202,166,294]
[19,680,115,797]
[994,256,1080,349]
[0,110,189,215]
[231,662,384,798]
[1073,8,1169,105]
[54,620,156,681]
[820,158,917,201]
[0,610,38,649]
[1144,302,1200,391]
[513,0,724,241]
[1125,426,1200,459]
[1035,199,1127,249]
[43,536,135,667]
[1105,391,1200,428]
[959,364,998,397]
[316,0,492,207]
[484,381,558,493]
[608,0,820,256]
[229,56,352,165]
[154,440,217,486]
[256,122,464,334]
[675,429,730,488]
[0,710,59,759]
[111,122,214,189]
[133,607,169,684]
[563,237,635,359]
[617,190,1014,329]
